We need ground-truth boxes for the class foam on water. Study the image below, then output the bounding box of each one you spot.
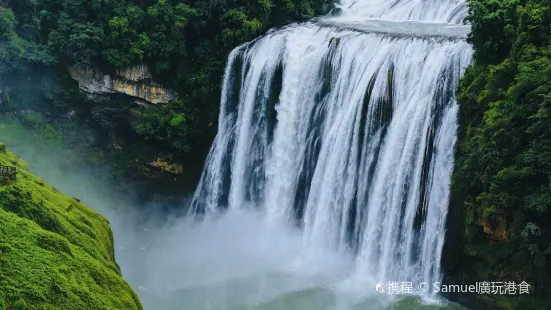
[152,0,474,308]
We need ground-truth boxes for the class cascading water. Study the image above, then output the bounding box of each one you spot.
[181,0,473,309]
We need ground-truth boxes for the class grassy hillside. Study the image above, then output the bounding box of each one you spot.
[0,142,142,310]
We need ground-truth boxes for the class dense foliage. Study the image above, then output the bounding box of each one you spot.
[0,143,142,309]
[450,0,551,307]
[0,0,332,153]
[0,6,54,73]
[0,0,332,195]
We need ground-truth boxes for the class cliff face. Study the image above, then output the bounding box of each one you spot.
[69,64,177,104]
[0,143,143,310]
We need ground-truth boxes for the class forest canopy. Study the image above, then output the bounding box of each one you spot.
[452,0,551,304]
[0,0,333,155]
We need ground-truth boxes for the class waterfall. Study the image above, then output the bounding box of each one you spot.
[190,0,473,301]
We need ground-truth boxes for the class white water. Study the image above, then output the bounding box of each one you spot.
[335,0,468,24]
[1,1,474,309]
[0,1,471,309]
[2,0,474,308]
[185,0,473,309]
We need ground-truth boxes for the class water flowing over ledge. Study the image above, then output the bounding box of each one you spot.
[335,0,468,24]
[191,19,472,289]
[185,0,474,307]
[317,18,471,39]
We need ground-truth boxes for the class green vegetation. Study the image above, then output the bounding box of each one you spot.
[0,0,333,194]
[0,0,333,153]
[448,0,551,308]
[0,6,54,73]
[4,0,550,307]
[0,142,142,309]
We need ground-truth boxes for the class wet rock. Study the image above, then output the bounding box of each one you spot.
[330,7,342,16]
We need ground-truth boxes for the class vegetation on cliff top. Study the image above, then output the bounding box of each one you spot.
[449,0,551,308]
[0,0,333,157]
[0,142,142,309]
[0,0,333,195]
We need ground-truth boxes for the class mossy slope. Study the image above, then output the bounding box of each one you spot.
[0,143,142,310]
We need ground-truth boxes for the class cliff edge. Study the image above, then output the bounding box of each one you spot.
[0,143,142,310]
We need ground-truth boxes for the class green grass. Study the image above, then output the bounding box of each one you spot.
[0,142,142,310]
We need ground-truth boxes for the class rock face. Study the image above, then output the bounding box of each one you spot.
[478,214,509,242]
[330,7,342,16]
[69,64,177,104]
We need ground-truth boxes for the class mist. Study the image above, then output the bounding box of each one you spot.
[2,122,468,310]
[1,125,362,310]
